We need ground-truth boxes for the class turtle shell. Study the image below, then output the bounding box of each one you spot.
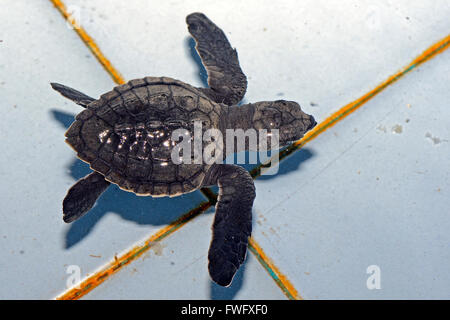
[65,76,222,197]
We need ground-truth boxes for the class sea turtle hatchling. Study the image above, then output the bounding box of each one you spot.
[51,12,316,287]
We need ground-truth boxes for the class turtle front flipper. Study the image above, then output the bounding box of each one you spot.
[63,172,110,223]
[204,164,255,286]
[50,83,95,108]
[186,13,247,106]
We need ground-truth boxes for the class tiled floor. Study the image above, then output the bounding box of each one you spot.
[1,0,449,299]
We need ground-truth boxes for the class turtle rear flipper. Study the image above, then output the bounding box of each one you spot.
[63,172,110,223]
[186,13,247,106]
[204,164,255,286]
[50,83,95,108]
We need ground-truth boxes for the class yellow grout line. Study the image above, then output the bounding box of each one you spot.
[50,0,450,300]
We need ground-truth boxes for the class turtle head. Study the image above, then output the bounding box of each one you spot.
[252,100,316,147]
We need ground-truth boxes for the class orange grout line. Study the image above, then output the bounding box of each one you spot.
[49,0,126,85]
[248,238,302,300]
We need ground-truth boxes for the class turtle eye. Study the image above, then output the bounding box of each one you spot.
[262,107,282,128]
[271,113,282,127]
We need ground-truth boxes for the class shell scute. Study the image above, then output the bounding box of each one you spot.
[153,184,169,197]
[128,78,147,87]
[126,157,150,179]
[91,158,111,175]
[75,109,94,121]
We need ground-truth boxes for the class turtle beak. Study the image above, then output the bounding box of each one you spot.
[307,116,317,131]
